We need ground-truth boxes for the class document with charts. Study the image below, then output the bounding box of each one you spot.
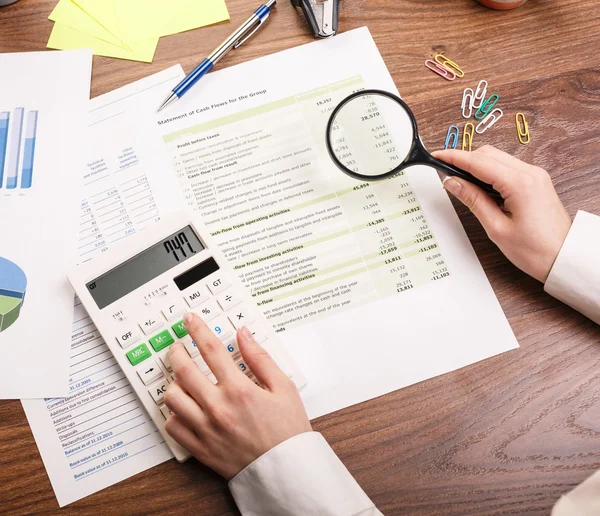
[156,28,519,418]
[21,67,185,507]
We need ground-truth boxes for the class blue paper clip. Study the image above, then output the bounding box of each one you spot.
[444,125,460,149]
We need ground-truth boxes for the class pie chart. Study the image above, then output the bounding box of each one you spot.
[0,257,27,333]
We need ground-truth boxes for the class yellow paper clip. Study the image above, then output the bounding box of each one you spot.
[434,53,465,78]
[462,122,474,151]
[516,112,530,145]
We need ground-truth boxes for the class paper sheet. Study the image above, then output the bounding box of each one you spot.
[21,67,186,507]
[0,50,92,398]
[156,28,519,418]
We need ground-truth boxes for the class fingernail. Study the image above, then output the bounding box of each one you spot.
[183,312,194,326]
[240,326,253,341]
[443,177,462,197]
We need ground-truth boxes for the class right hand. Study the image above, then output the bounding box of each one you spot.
[432,145,572,283]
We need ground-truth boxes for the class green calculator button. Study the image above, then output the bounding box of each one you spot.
[172,320,188,339]
[126,343,151,366]
[149,330,175,352]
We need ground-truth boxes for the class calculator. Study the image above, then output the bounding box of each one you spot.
[68,212,307,462]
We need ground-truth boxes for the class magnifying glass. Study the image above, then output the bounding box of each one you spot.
[326,89,501,199]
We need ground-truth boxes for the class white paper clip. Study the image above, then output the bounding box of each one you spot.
[475,108,503,134]
[472,80,488,109]
[461,88,474,119]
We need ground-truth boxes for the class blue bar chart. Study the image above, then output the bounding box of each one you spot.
[0,107,39,190]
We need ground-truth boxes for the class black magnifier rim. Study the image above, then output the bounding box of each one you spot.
[326,89,420,182]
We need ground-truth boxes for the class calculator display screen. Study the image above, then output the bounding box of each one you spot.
[87,225,204,309]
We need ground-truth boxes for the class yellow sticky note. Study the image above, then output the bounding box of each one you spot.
[49,0,126,48]
[114,0,230,43]
[47,23,159,63]
[70,0,123,43]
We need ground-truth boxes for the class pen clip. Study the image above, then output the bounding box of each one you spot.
[234,13,270,49]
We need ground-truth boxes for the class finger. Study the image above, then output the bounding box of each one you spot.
[238,326,291,392]
[432,149,520,196]
[165,414,204,455]
[476,145,531,172]
[443,176,509,237]
[184,312,240,382]
[164,380,209,430]
[169,341,214,405]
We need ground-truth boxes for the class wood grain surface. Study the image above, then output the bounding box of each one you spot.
[1,0,599,514]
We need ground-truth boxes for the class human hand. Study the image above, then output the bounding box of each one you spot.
[432,145,572,283]
[164,312,311,479]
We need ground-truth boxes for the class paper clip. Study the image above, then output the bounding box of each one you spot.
[445,125,460,149]
[462,123,474,151]
[461,88,474,119]
[475,108,503,134]
[425,59,456,81]
[516,112,530,145]
[472,80,488,109]
[433,53,465,78]
[474,94,500,120]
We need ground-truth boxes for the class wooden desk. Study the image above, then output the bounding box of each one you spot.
[1,1,599,514]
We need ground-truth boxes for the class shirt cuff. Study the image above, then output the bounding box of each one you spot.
[545,211,600,325]
[228,431,380,516]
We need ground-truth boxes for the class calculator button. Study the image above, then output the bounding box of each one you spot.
[194,357,211,375]
[182,335,200,358]
[217,290,242,311]
[228,308,255,330]
[159,351,172,372]
[222,336,240,358]
[234,357,250,375]
[139,314,164,335]
[115,327,141,349]
[137,360,164,386]
[195,299,221,322]
[206,275,230,295]
[171,320,188,339]
[148,380,168,404]
[149,329,175,352]
[161,299,186,321]
[247,323,267,343]
[126,343,152,366]
[167,374,176,383]
[160,405,173,420]
[206,373,218,385]
[183,287,209,308]
[208,316,233,340]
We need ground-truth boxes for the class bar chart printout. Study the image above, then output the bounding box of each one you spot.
[0,107,39,190]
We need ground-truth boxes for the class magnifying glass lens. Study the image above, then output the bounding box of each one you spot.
[328,93,415,178]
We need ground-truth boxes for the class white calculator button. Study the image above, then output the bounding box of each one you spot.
[160,405,172,420]
[195,299,221,322]
[167,374,176,384]
[194,357,211,375]
[217,290,242,311]
[234,357,251,375]
[139,313,164,335]
[159,351,172,372]
[137,360,164,386]
[115,327,141,349]
[247,323,267,343]
[208,315,234,340]
[148,380,168,404]
[222,336,240,358]
[183,287,209,308]
[206,373,218,385]
[161,299,186,321]
[228,307,255,330]
[206,275,230,295]
[182,335,200,358]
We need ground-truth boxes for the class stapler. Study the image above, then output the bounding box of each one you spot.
[291,0,341,38]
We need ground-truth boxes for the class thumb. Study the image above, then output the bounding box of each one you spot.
[443,176,508,234]
[237,326,289,391]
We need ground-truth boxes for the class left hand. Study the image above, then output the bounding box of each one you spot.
[164,312,311,479]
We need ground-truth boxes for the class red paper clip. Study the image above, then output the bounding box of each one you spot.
[424,59,456,81]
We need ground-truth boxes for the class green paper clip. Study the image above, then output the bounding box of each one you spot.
[475,94,500,120]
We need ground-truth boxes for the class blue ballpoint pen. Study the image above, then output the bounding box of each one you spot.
[158,0,276,112]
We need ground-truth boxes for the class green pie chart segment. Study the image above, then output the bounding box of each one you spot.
[0,257,27,333]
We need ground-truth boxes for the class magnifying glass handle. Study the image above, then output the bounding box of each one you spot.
[429,158,502,200]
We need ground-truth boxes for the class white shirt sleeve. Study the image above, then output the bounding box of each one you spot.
[229,431,382,516]
[544,211,600,324]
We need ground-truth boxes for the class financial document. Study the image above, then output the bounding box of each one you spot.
[22,67,185,507]
[157,28,519,418]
